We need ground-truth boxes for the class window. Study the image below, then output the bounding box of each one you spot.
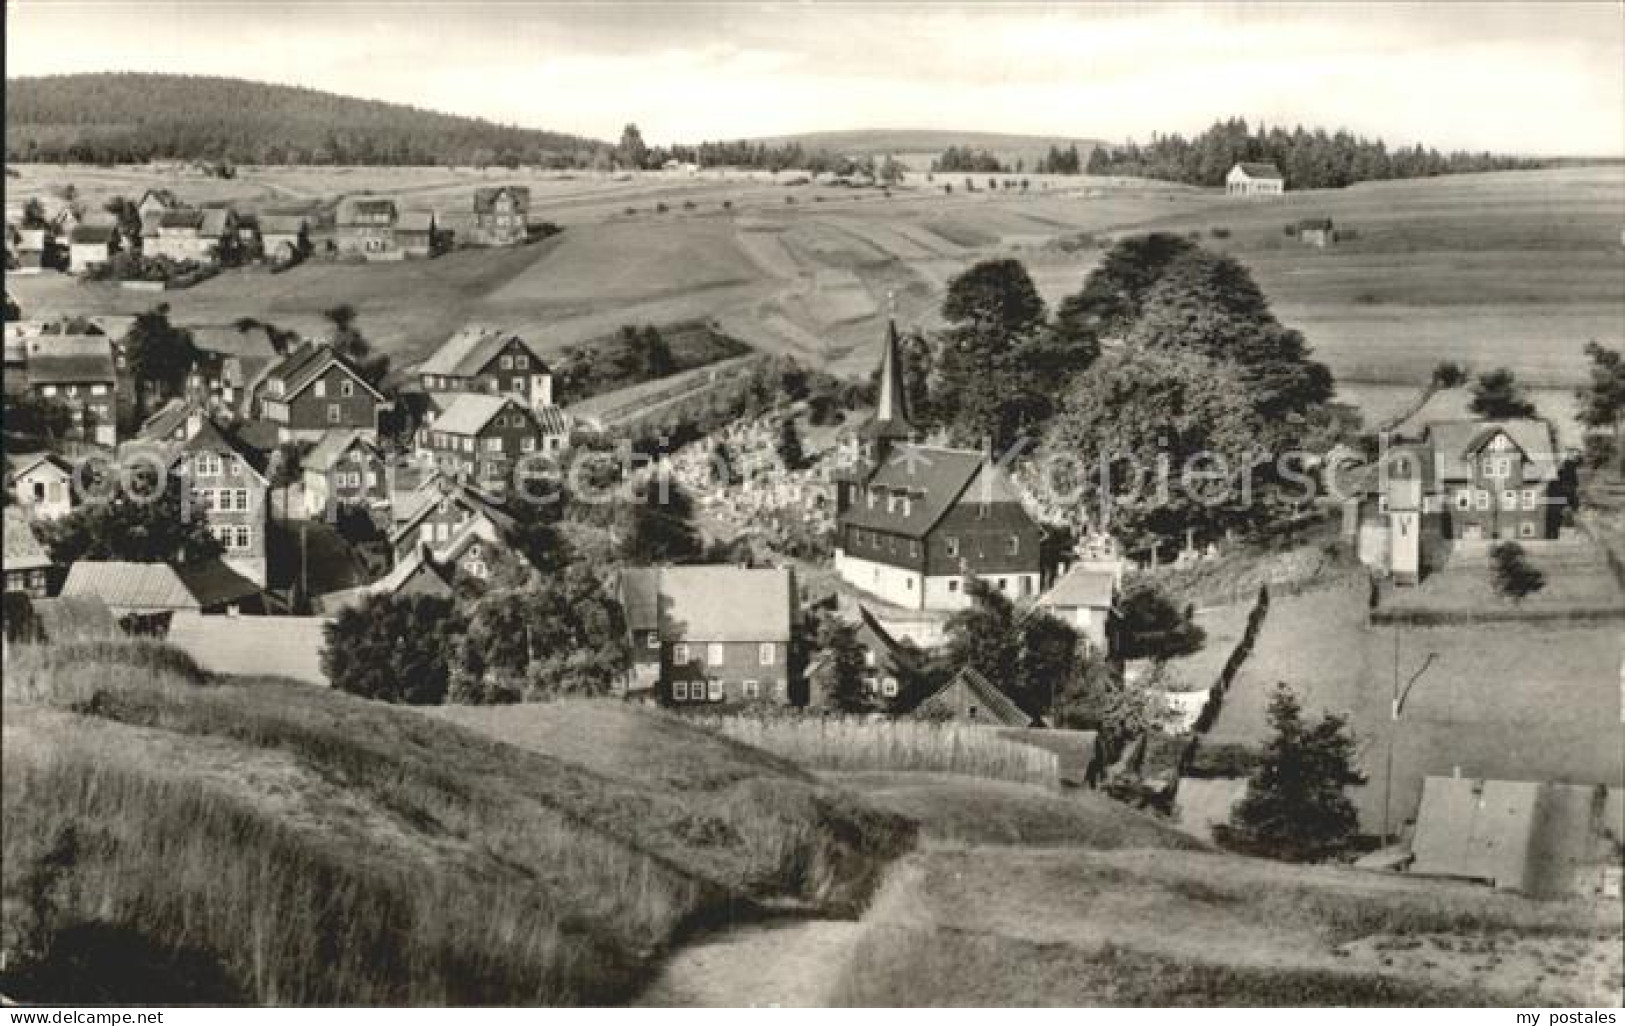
[977,504,989,520]
[197,489,214,511]
[521,437,536,453]
[340,379,354,398]
[759,642,775,665]
[881,678,898,698]
[235,489,249,512]
[673,643,690,664]
[743,680,760,700]
[229,458,241,476]
[234,525,250,550]
[462,438,474,453]
[673,681,689,701]
[864,650,877,668]
[707,680,723,702]
[66,385,78,397]
[511,378,525,392]
[484,437,503,452]
[901,497,912,517]
[1378,496,1390,513]
[314,380,327,398]
[41,386,57,397]
[196,454,222,476]
[886,493,897,514]
[646,631,660,650]
[91,384,107,396]
[1522,489,1538,511]
[948,579,960,593]
[1475,490,1491,511]
[1501,490,1518,511]
[772,680,786,700]
[515,355,528,370]
[1006,536,1020,555]
[1455,490,1471,511]
[866,489,877,509]
[500,356,513,370]
[1519,521,1537,539]
[707,643,724,666]
[327,404,342,424]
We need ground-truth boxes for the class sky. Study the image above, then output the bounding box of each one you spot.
[7,1,1624,155]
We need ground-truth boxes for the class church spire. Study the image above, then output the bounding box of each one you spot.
[875,318,912,428]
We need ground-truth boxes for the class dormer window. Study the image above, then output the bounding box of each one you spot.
[866,489,877,509]
[886,493,897,514]
[901,496,912,517]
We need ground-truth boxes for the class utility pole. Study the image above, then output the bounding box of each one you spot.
[1381,626,1438,846]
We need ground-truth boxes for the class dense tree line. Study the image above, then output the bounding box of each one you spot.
[1084,117,1542,188]
[6,74,599,166]
[929,146,1007,173]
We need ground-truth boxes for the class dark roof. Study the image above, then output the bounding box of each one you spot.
[839,445,1016,540]
[855,603,908,664]
[263,342,384,403]
[1426,419,1559,483]
[27,351,116,385]
[922,666,1034,727]
[859,320,917,443]
[1298,217,1334,231]
[122,410,269,481]
[159,208,206,230]
[305,429,381,472]
[69,223,119,245]
[389,479,517,548]
[258,213,309,235]
[135,398,195,442]
[1232,162,1283,180]
[175,559,263,608]
[473,186,531,213]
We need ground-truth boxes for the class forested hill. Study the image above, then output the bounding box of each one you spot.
[1085,117,1544,189]
[6,73,602,166]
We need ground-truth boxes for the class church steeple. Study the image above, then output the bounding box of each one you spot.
[863,318,916,445]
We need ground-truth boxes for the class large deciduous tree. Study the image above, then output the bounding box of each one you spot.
[321,304,389,386]
[123,304,198,401]
[943,577,1077,719]
[321,593,466,704]
[38,465,221,566]
[934,259,1049,451]
[1577,341,1624,470]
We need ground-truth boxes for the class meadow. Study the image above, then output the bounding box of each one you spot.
[0,643,912,1004]
[9,162,1620,430]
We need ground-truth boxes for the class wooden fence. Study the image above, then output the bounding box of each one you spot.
[695,715,1061,789]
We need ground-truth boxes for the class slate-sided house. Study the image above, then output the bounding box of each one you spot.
[1225,162,1285,196]
[123,406,272,587]
[145,206,236,263]
[617,565,796,705]
[254,342,390,444]
[3,508,58,598]
[67,223,121,274]
[416,392,570,486]
[335,197,403,260]
[7,453,76,522]
[184,335,277,419]
[416,327,555,411]
[26,338,118,447]
[471,186,531,246]
[903,666,1041,727]
[1426,419,1562,542]
[387,476,516,576]
[833,323,1042,611]
[302,429,391,520]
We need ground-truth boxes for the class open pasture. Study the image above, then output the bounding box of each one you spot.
[9,164,1620,425]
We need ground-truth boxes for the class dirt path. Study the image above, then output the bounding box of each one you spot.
[636,857,924,1008]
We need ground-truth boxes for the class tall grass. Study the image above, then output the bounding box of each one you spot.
[695,716,1060,788]
[2,643,912,1004]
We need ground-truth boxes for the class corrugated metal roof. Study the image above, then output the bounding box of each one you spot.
[62,561,201,610]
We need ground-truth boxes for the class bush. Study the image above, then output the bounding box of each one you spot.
[1209,226,1231,239]
[623,206,636,216]
[654,202,668,214]
[1283,223,1299,237]
[1185,740,1261,779]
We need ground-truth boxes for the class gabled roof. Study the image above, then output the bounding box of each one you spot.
[473,186,531,213]
[62,561,200,610]
[1231,161,1283,180]
[8,451,74,482]
[860,320,917,443]
[135,397,195,442]
[396,210,435,232]
[1298,217,1334,231]
[198,208,234,238]
[618,565,794,643]
[69,223,119,245]
[1039,566,1116,610]
[3,508,53,572]
[319,545,455,614]
[1426,419,1559,483]
[388,478,516,549]
[258,213,309,235]
[27,349,116,385]
[339,197,397,224]
[262,342,385,403]
[855,603,908,664]
[922,666,1034,727]
[432,393,523,436]
[305,428,383,472]
[122,410,269,483]
[175,559,262,608]
[840,445,1017,540]
[159,208,206,230]
[418,326,549,378]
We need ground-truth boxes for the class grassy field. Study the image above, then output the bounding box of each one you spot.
[9,163,1620,426]
[1203,578,1625,834]
[0,643,911,1004]
[826,775,1620,1007]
